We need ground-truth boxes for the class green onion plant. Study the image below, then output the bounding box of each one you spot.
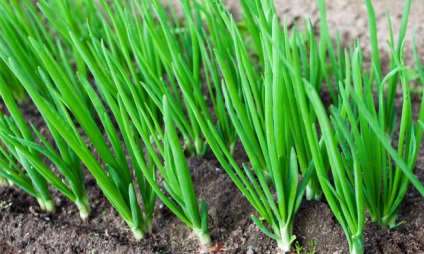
[177,3,325,250]
[118,93,211,244]
[0,67,90,218]
[0,0,95,216]
[0,75,51,213]
[73,20,211,243]
[340,41,424,228]
[319,0,424,229]
[0,89,90,219]
[3,37,155,239]
[1,0,424,252]
[9,13,211,241]
[162,97,210,244]
[230,0,327,200]
[139,0,241,156]
[299,1,424,252]
[305,74,365,254]
[304,44,424,253]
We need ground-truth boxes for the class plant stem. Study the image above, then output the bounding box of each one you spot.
[131,226,145,240]
[277,223,295,252]
[351,235,364,254]
[195,138,206,157]
[194,227,211,245]
[0,176,12,187]
[381,213,398,228]
[306,181,322,201]
[143,216,153,234]
[37,198,55,213]
[76,196,90,221]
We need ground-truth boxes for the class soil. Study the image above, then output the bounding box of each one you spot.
[1,0,424,253]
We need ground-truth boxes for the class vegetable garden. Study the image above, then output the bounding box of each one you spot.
[1,0,424,253]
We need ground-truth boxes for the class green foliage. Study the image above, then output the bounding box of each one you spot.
[139,0,239,156]
[0,0,51,102]
[2,1,211,240]
[0,76,91,217]
[0,0,423,253]
[179,2,326,251]
[295,241,303,254]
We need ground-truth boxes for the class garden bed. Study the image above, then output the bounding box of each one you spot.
[1,0,424,253]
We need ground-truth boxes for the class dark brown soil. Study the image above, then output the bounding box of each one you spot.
[1,0,424,253]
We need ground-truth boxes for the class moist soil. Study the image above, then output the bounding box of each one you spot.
[1,0,424,253]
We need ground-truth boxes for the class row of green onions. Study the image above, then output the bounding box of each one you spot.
[1,0,424,253]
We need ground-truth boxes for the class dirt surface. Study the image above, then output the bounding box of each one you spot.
[1,1,424,253]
